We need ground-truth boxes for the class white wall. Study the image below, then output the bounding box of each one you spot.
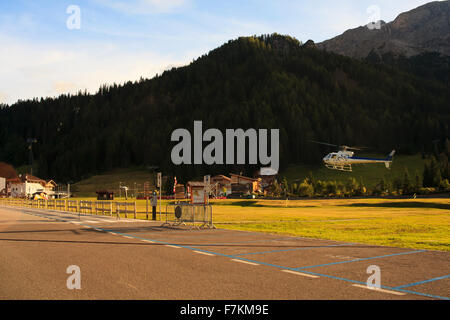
[0,177,5,193]
[10,182,45,197]
[25,182,45,196]
[10,183,25,197]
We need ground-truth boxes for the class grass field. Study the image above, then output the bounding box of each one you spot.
[72,167,156,197]
[210,198,450,252]
[67,196,450,252]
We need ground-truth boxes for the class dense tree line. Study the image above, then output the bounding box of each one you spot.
[0,34,449,184]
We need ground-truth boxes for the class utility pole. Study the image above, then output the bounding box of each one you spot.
[27,138,37,175]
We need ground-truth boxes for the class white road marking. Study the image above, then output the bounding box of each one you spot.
[231,259,259,266]
[352,284,406,296]
[122,236,134,239]
[141,240,154,243]
[194,251,215,256]
[281,270,319,278]
[165,245,180,249]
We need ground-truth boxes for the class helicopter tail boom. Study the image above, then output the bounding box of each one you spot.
[384,150,396,169]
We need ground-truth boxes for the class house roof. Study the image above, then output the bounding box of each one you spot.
[259,167,278,176]
[187,181,205,187]
[230,173,260,182]
[9,174,47,186]
[45,180,58,187]
[211,175,231,182]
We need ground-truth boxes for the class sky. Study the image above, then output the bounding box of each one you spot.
[0,0,439,105]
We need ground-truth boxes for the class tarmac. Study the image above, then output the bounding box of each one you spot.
[0,206,448,300]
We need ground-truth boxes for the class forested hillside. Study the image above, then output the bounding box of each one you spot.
[0,34,449,183]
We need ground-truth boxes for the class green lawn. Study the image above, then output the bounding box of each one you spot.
[72,167,156,197]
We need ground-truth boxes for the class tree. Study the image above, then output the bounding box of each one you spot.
[414,170,422,192]
[402,168,413,195]
[298,179,314,197]
[345,177,358,197]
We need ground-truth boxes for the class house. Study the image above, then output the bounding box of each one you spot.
[256,167,278,192]
[174,184,186,200]
[230,173,262,195]
[44,180,58,198]
[0,177,5,195]
[211,175,232,197]
[96,190,114,201]
[8,174,56,198]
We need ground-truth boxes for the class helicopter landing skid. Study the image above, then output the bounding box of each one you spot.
[325,163,353,172]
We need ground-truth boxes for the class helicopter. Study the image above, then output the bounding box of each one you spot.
[310,141,395,172]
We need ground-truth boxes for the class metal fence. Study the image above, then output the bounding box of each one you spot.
[116,202,136,219]
[0,198,215,228]
[163,203,215,229]
[67,200,78,212]
[56,199,66,211]
[79,200,94,214]
[95,201,114,217]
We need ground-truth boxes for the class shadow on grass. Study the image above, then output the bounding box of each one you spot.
[342,201,450,210]
[214,200,316,208]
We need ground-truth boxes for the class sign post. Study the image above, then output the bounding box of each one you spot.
[157,172,162,221]
[204,175,211,205]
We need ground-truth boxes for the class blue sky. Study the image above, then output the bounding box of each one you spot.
[0,0,438,105]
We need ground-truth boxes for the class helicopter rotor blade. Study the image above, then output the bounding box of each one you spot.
[309,140,339,148]
[340,146,365,151]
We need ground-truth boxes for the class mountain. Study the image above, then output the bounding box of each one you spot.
[317,1,450,59]
[0,34,449,183]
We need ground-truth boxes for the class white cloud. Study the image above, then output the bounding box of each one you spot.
[95,0,188,15]
[0,34,193,105]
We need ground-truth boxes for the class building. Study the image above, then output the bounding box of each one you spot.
[0,177,5,195]
[256,167,278,192]
[211,175,232,197]
[96,190,114,201]
[44,180,58,198]
[174,184,186,200]
[8,174,57,198]
[230,173,262,195]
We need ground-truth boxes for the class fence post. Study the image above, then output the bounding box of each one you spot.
[134,202,137,219]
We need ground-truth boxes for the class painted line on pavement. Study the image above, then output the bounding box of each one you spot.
[394,275,450,289]
[194,251,215,256]
[231,259,259,266]
[295,250,425,270]
[352,284,406,296]
[235,244,352,256]
[281,270,319,278]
